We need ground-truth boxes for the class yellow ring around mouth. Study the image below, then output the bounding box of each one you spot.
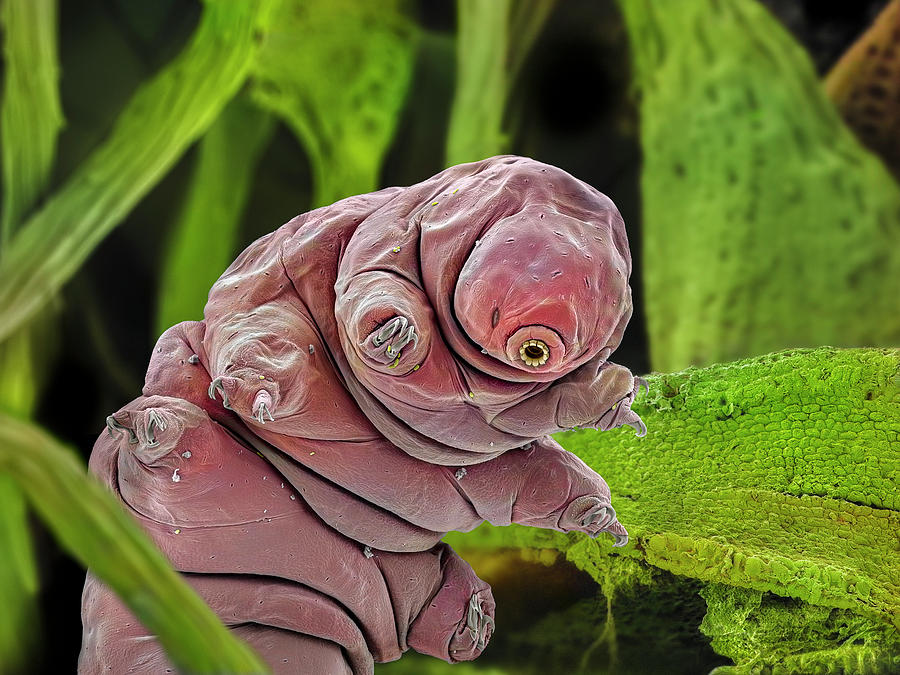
[519,339,550,367]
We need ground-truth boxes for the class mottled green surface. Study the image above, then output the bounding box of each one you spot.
[617,0,900,371]
[0,413,269,674]
[701,584,900,675]
[251,0,418,207]
[447,348,900,672]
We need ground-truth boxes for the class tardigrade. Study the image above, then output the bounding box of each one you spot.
[80,156,646,674]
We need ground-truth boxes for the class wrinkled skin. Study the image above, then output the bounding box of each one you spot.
[80,156,644,674]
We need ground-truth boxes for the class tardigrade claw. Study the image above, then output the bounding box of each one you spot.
[466,593,495,651]
[596,374,648,436]
[145,409,167,447]
[627,415,647,438]
[612,532,629,547]
[106,415,138,444]
[207,377,232,410]
[371,315,419,363]
[373,316,408,345]
[252,390,275,425]
[581,504,616,530]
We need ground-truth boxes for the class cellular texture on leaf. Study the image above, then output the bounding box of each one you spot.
[444,347,900,674]
[618,0,900,371]
[79,156,644,673]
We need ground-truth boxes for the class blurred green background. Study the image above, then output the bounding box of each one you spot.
[0,0,898,673]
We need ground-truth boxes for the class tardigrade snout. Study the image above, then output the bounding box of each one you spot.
[453,206,630,376]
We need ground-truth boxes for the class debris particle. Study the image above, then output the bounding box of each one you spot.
[174,529,181,535]
[290,495,296,501]
[363,546,374,559]
[308,344,315,354]
[187,354,199,364]
[171,469,181,483]
[181,451,191,459]
[392,246,401,253]
[310,452,316,456]
[455,468,467,481]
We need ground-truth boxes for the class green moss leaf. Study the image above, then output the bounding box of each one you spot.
[0,413,269,674]
[0,0,277,346]
[0,0,64,246]
[616,0,900,371]
[445,0,556,166]
[0,2,66,669]
[446,347,900,672]
[250,0,419,207]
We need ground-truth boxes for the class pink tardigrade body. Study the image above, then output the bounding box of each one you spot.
[79,156,645,674]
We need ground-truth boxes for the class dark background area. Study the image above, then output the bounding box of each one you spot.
[21,0,887,671]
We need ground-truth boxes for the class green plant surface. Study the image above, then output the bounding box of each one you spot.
[701,583,900,675]
[616,0,900,372]
[0,0,277,346]
[0,412,269,674]
[447,347,900,672]
[250,0,419,208]
[156,96,276,336]
[445,0,556,166]
[0,474,39,675]
[0,2,65,669]
[0,0,63,246]
[445,0,510,166]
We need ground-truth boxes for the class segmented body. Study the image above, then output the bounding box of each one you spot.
[79,156,644,674]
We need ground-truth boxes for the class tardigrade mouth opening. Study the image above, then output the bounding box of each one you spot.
[519,339,550,367]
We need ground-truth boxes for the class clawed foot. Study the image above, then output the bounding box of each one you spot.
[252,389,275,424]
[208,376,233,410]
[600,375,648,437]
[106,414,137,444]
[144,409,168,447]
[105,406,181,463]
[465,592,495,651]
[107,410,169,447]
[369,315,418,366]
[208,375,277,425]
[563,495,629,547]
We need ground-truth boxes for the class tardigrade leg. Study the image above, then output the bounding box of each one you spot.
[79,572,357,675]
[490,351,648,438]
[368,543,495,664]
[335,270,433,375]
[145,318,378,441]
[86,393,496,668]
[450,435,630,546]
